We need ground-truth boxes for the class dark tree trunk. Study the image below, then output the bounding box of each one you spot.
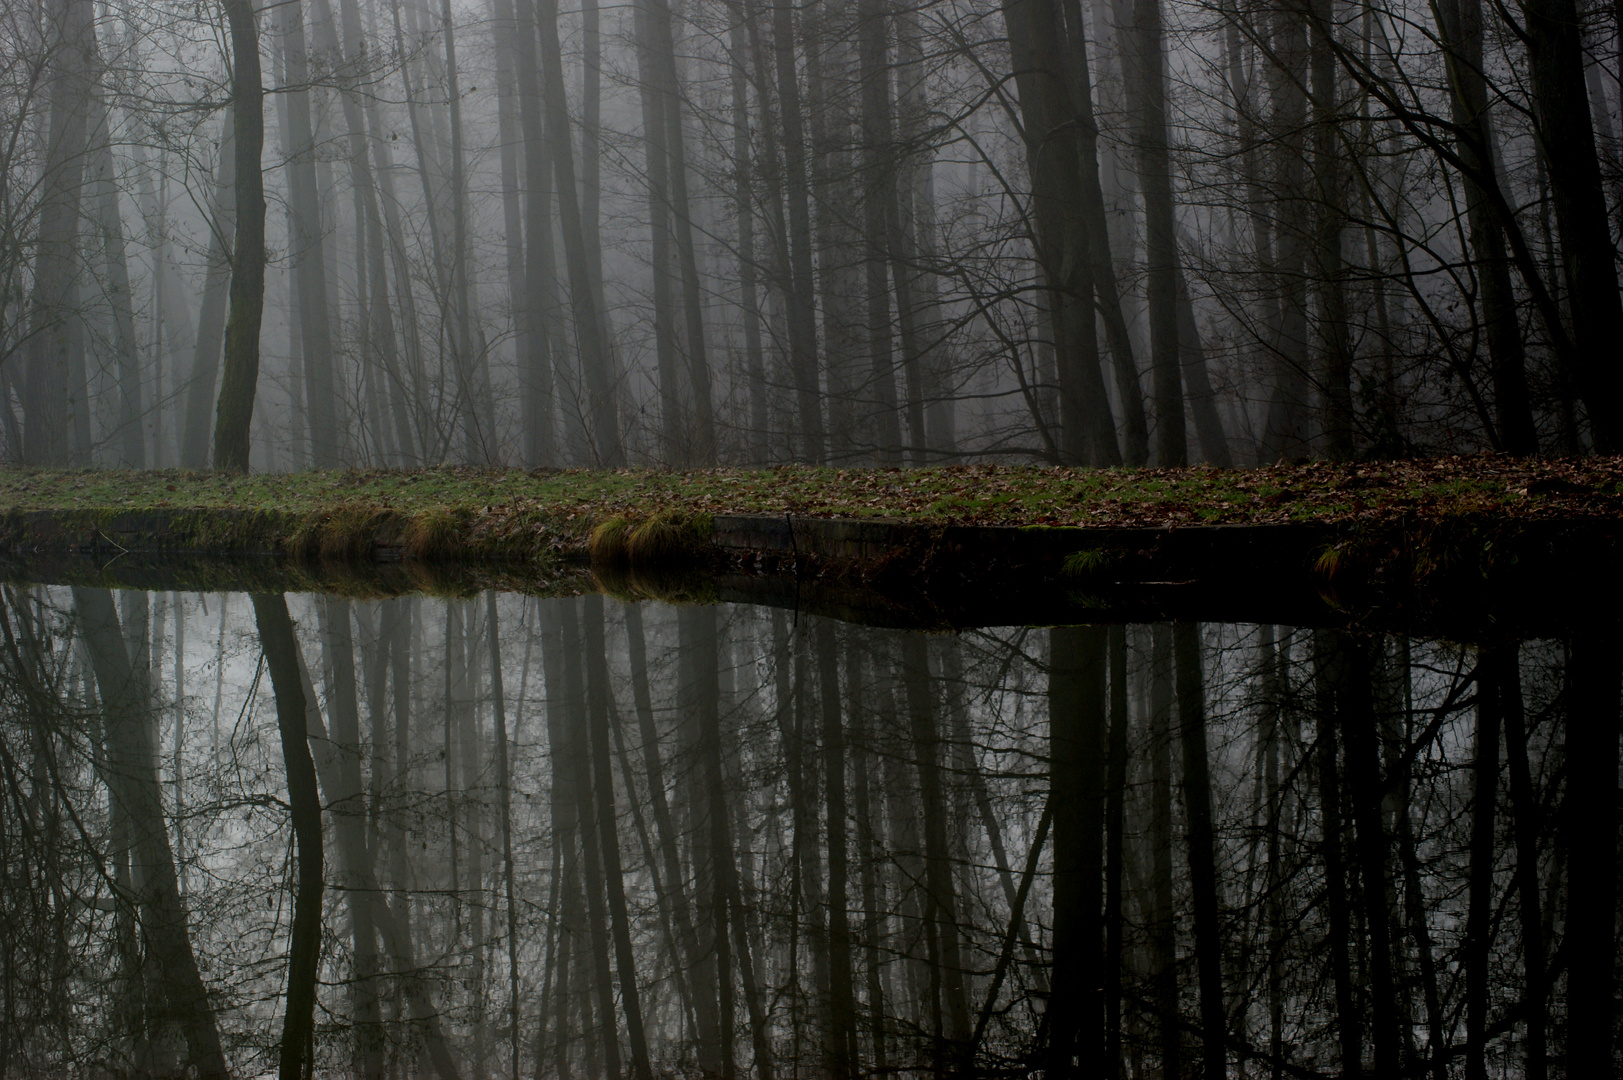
[1175,624,1225,1078]
[1047,626,1108,1077]
[181,117,236,469]
[24,0,94,467]
[214,0,268,472]
[583,596,653,1080]
[1126,0,1188,466]
[1433,0,1538,453]
[1524,0,1623,449]
[1562,631,1620,1074]
[1465,645,1505,1080]
[1000,0,1122,465]
[1501,647,1546,1080]
[75,589,230,1079]
[816,622,859,1076]
[251,595,325,1080]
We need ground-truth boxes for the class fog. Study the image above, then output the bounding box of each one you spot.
[2,0,1617,469]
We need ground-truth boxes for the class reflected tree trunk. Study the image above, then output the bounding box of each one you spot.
[251,594,324,1080]
[1175,624,1224,1077]
[1047,626,1107,1076]
[74,588,229,1079]
[1562,631,1620,1074]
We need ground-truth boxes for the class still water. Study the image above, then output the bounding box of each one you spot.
[0,584,1613,1078]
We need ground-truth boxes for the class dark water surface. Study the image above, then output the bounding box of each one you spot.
[1,583,1615,1078]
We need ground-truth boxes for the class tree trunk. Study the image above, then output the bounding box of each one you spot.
[856,0,906,463]
[1104,624,1129,1076]
[511,0,559,466]
[1308,0,1354,458]
[250,595,325,1080]
[214,0,268,472]
[1465,644,1505,1080]
[816,622,859,1076]
[1432,0,1537,453]
[1175,624,1225,1078]
[1262,0,1311,460]
[1000,0,1121,465]
[276,0,341,467]
[1047,626,1108,1076]
[1562,630,1620,1074]
[726,2,770,461]
[1501,647,1546,1080]
[1148,625,1181,1078]
[75,588,230,1079]
[535,0,622,465]
[1126,0,1187,466]
[180,117,236,469]
[900,635,971,1068]
[88,95,145,468]
[763,0,829,460]
[584,595,653,1080]
[24,0,94,467]
[1524,0,1623,449]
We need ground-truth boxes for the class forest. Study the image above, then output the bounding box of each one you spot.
[0,0,1619,1073]
[1,0,1617,471]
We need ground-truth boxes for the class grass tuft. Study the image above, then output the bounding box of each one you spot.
[588,516,634,566]
[404,508,463,560]
[624,511,713,566]
[1060,547,1114,581]
[318,501,386,560]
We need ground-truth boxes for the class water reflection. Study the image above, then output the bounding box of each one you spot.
[0,585,1614,1077]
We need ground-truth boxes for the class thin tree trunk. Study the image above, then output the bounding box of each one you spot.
[1501,647,1546,1080]
[1047,626,1108,1076]
[1432,0,1537,453]
[584,595,653,1080]
[318,598,386,1080]
[214,0,268,472]
[1148,625,1181,1079]
[1311,631,1362,1071]
[510,0,558,466]
[1104,624,1129,1076]
[88,96,144,468]
[276,0,341,466]
[1175,624,1225,1078]
[24,0,94,467]
[1523,0,1623,449]
[1331,632,1400,1074]
[816,622,858,1076]
[1562,631,1620,1074]
[250,595,325,1080]
[535,0,622,465]
[900,635,971,1069]
[1465,644,1505,1080]
[1262,0,1311,460]
[763,0,829,460]
[1125,0,1187,465]
[726,2,770,461]
[181,117,236,469]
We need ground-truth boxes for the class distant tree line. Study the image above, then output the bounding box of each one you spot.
[0,0,1616,471]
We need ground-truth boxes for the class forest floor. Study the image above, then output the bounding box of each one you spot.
[1,454,1621,543]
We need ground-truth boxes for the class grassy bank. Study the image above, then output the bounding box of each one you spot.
[0,455,1619,564]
